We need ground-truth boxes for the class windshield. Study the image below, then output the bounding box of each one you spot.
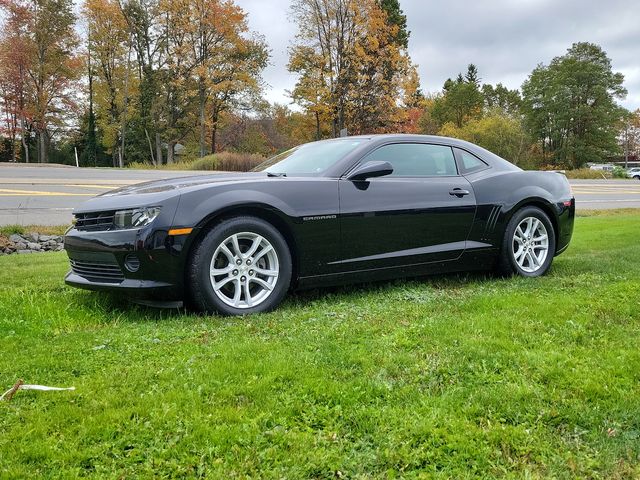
[252,138,366,175]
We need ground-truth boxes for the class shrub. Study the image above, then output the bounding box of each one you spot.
[126,152,266,172]
[188,155,218,171]
[207,152,265,172]
[0,225,25,236]
[612,166,629,178]
[563,168,611,179]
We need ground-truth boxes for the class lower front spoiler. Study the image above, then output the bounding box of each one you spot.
[65,271,179,299]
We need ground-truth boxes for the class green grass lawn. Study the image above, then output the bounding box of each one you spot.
[1,214,639,478]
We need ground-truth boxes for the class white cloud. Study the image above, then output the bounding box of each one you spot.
[237,0,640,111]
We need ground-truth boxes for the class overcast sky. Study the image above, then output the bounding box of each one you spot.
[236,0,640,111]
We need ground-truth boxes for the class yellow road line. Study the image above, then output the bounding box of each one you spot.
[69,184,123,189]
[573,191,640,195]
[0,188,94,196]
[0,180,137,185]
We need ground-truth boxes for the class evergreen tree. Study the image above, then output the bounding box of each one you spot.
[522,42,626,167]
[377,0,409,48]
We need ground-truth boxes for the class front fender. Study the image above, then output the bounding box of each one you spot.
[184,189,297,228]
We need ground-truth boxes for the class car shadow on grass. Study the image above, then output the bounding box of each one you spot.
[69,270,500,322]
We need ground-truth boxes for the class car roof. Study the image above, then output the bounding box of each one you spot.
[320,134,521,176]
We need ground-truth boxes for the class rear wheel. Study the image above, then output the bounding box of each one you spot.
[497,206,556,277]
[187,217,292,315]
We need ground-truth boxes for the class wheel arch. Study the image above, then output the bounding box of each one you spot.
[185,203,299,285]
[507,197,559,251]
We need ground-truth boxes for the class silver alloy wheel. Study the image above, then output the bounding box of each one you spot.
[209,232,279,309]
[512,216,549,273]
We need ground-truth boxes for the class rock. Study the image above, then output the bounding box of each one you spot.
[28,232,39,242]
[9,234,25,243]
[27,242,42,250]
[39,235,53,242]
[16,242,27,250]
[17,249,33,254]
[55,244,64,251]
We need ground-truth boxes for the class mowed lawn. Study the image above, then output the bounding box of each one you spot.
[1,213,639,479]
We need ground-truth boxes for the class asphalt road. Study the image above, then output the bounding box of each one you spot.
[0,164,210,226]
[1,164,639,226]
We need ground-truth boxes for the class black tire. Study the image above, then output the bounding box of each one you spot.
[634,176,640,181]
[496,206,556,277]
[187,216,292,315]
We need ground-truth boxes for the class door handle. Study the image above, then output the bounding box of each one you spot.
[449,188,470,197]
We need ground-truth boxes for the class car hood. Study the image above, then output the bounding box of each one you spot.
[73,172,267,214]
[98,172,266,197]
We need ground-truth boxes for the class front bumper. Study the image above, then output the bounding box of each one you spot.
[64,223,195,300]
[65,272,174,293]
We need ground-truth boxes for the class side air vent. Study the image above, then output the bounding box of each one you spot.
[482,205,501,241]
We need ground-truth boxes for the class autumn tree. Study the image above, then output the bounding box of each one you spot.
[0,0,32,162]
[119,0,166,164]
[26,0,80,163]
[619,109,640,167]
[288,46,332,140]
[522,42,627,168]
[202,32,268,155]
[176,0,267,156]
[83,0,133,166]
[439,111,534,167]
[378,0,408,48]
[0,0,80,163]
[289,0,418,137]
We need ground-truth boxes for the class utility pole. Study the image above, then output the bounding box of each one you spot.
[623,123,629,169]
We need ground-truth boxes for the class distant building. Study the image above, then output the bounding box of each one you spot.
[605,155,640,168]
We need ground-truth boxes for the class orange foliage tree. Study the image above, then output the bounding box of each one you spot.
[289,0,420,138]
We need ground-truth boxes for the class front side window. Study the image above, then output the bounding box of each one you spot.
[362,143,458,177]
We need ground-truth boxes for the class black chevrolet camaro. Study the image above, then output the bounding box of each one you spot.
[64,135,575,315]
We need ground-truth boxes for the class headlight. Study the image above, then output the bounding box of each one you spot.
[114,207,161,229]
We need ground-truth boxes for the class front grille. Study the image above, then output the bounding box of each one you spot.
[70,259,124,283]
[74,211,116,231]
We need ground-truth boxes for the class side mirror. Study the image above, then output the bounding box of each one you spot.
[347,161,394,181]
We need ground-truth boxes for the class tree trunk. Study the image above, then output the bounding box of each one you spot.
[144,128,156,165]
[199,80,207,157]
[155,132,163,165]
[38,130,47,163]
[210,111,218,154]
[315,111,321,140]
[167,141,176,164]
[21,117,29,163]
[10,115,18,162]
[119,40,132,169]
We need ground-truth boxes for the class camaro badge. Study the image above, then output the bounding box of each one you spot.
[302,215,337,221]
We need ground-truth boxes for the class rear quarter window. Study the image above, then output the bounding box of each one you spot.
[454,148,489,174]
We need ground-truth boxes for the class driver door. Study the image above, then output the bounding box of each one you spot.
[337,142,476,271]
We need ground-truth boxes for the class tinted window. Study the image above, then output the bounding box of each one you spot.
[364,143,457,177]
[455,148,489,174]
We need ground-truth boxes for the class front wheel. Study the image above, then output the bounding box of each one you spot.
[187,217,292,315]
[497,206,556,277]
